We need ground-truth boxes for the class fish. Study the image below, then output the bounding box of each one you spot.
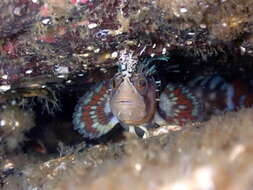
[73,50,204,139]
[73,51,253,139]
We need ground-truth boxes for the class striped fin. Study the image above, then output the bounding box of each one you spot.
[187,75,230,114]
[187,76,207,88]
[187,75,226,90]
[73,81,119,139]
[158,84,203,125]
[187,76,253,113]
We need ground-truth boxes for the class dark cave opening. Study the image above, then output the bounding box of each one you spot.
[22,48,253,155]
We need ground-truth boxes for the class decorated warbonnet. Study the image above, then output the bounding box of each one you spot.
[73,49,253,139]
[72,50,204,139]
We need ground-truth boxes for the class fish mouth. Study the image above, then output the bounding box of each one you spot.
[117,100,134,105]
[115,100,144,108]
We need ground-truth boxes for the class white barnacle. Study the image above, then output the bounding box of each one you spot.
[78,73,84,77]
[75,53,90,57]
[57,75,65,78]
[82,64,88,70]
[3,160,15,170]
[180,7,188,13]
[186,40,193,45]
[25,69,33,74]
[83,53,90,57]
[162,47,167,55]
[188,32,195,36]
[1,75,8,79]
[100,68,107,73]
[0,120,6,127]
[94,48,100,53]
[0,85,11,92]
[240,46,246,54]
[111,51,118,59]
[200,24,207,29]
[86,46,94,51]
[88,23,98,29]
[42,18,51,25]
[32,0,40,4]
[55,66,69,74]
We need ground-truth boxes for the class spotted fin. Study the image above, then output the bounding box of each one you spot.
[73,81,119,139]
[158,84,203,125]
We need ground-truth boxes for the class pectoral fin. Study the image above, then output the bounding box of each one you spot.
[157,84,203,125]
[73,81,119,139]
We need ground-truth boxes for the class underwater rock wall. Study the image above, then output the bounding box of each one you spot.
[1,109,253,189]
[0,0,253,87]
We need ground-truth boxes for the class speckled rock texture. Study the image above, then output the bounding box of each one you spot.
[0,0,253,87]
[1,108,253,190]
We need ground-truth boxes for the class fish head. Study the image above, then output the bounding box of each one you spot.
[110,71,157,125]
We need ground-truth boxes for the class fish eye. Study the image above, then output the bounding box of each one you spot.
[135,78,147,93]
[138,78,147,88]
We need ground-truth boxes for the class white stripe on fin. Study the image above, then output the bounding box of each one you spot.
[187,76,205,87]
[209,76,224,90]
[226,84,235,111]
[200,77,212,86]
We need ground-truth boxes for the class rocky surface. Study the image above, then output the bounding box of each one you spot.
[1,109,253,190]
[0,0,253,87]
